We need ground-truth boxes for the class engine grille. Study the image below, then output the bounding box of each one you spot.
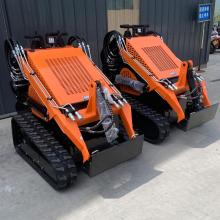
[127,43,153,73]
[46,56,92,95]
[142,46,178,71]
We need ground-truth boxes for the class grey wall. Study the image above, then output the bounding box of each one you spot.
[140,0,215,65]
[0,0,215,117]
[0,0,108,116]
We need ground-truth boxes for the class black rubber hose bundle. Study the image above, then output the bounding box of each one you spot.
[100,30,163,79]
[80,83,114,135]
[68,35,91,58]
[100,31,124,81]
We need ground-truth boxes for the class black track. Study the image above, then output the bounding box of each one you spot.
[12,111,77,190]
[123,93,170,144]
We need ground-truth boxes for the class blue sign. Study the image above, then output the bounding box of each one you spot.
[198,4,211,22]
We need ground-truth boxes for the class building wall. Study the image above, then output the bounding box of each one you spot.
[107,0,140,32]
[140,0,215,65]
[0,0,215,117]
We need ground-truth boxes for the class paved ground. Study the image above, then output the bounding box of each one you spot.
[1,53,220,220]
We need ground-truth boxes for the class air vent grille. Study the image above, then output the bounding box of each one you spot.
[142,46,178,71]
[46,56,92,95]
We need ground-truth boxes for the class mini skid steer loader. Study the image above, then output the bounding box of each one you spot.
[101,25,218,143]
[5,32,143,190]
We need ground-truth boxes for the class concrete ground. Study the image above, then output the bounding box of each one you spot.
[1,54,220,220]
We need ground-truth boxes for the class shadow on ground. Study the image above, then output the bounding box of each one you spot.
[1,53,220,219]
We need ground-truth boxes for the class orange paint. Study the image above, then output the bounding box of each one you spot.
[118,35,212,122]
[20,46,135,162]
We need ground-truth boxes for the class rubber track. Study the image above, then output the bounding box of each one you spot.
[123,93,170,144]
[12,111,77,190]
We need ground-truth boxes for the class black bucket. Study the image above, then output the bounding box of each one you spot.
[84,134,144,176]
[179,103,219,131]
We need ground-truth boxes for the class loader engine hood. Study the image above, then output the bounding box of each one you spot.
[27,47,105,106]
[126,36,182,81]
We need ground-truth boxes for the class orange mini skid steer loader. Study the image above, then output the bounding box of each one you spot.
[101,25,218,143]
[5,32,143,190]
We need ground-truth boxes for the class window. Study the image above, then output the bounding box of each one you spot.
[107,0,140,33]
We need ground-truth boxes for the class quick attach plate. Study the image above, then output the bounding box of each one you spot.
[84,134,144,176]
[179,103,219,131]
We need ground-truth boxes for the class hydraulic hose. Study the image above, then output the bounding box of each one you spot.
[80,83,114,135]
[187,66,203,111]
[68,35,92,59]
[101,31,124,79]
[80,115,114,134]
[101,30,162,79]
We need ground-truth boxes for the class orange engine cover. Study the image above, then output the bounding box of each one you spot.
[27,47,106,106]
[22,46,135,162]
[126,36,182,80]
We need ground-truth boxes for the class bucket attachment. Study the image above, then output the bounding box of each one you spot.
[84,134,144,176]
[179,103,219,131]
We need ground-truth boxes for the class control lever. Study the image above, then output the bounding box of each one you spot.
[45,31,68,47]
[120,24,150,37]
[24,32,45,49]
